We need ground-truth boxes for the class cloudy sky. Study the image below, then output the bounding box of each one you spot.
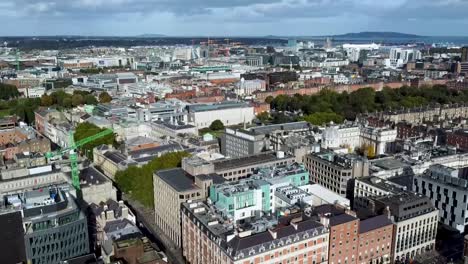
[1,0,468,36]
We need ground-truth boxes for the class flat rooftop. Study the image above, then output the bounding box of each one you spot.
[359,215,393,233]
[80,166,110,186]
[372,158,409,170]
[213,152,292,171]
[156,168,199,192]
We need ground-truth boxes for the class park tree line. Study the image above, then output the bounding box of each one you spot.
[266,85,468,125]
[74,122,117,160]
[40,90,112,109]
[0,84,20,100]
[115,151,191,208]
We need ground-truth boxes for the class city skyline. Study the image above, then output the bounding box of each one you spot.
[1,0,468,36]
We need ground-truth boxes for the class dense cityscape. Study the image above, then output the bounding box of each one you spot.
[1,30,468,264]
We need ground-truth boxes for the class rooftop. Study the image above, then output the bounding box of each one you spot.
[359,215,393,233]
[187,101,250,113]
[372,158,409,170]
[182,201,327,261]
[357,176,408,194]
[156,168,199,192]
[213,152,292,171]
[80,166,110,186]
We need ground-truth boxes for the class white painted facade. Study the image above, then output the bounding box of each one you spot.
[189,106,255,129]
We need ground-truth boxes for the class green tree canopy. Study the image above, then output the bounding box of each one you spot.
[74,122,116,159]
[40,94,54,107]
[84,94,98,105]
[99,92,112,103]
[0,84,20,100]
[303,112,344,126]
[71,94,84,107]
[115,151,191,207]
[256,112,270,123]
[268,85,468,121]
[209,120,225,131]
[265,96,274,104]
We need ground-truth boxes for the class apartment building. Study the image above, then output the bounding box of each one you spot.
[313,205,360,264]
[305,151,369,197]
[357,215,394,264]
[182,201,329,264]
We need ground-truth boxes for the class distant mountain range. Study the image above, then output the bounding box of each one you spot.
[263,32,425,39]
[135,34,167,38]
[331,32,424,38]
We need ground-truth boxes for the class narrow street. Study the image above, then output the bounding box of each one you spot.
[122,194,186,264]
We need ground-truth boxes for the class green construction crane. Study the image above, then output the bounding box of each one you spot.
[46,128,114,190]
[15,49,20,71]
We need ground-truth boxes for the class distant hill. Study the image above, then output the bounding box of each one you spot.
[332,32,424,38]
[135,34,167,38]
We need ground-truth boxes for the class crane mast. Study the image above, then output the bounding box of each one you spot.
[46,128,114,190]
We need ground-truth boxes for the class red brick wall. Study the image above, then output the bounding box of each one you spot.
[329,219,359,264]
[358,225,394,263]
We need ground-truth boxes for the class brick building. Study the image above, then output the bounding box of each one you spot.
[182,201,330,264]
[447,130,468,150]
[357,215,394,264]
[313,205,359,264]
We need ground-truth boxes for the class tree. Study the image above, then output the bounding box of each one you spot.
[62,97,72,108]
[52,79,73,89]
[209,120,225,131]
[10,98,41,124]
[256,112,270,123]
[99,92,112,103]
[303,112,344,126]
[115,151,190,208]
[71,94,84,107]
[74,122,116,160]
[84,94,98,105]
[265,96,274,104]
[0,84,20,100]
[40,95,54,107]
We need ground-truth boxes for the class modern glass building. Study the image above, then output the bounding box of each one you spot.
[4,187,89,264]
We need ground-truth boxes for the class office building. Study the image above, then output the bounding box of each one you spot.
[305,151,369,197]
[208,163,310,220]
[153,168,225,247]
[353,176,408,211]
[368,193,438,262]
[0,210,27,263]
[222,121,312,158]
[2,186,90,264]
[414,164,468,233]
[182,151,295,181]
[462,46,468,62]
